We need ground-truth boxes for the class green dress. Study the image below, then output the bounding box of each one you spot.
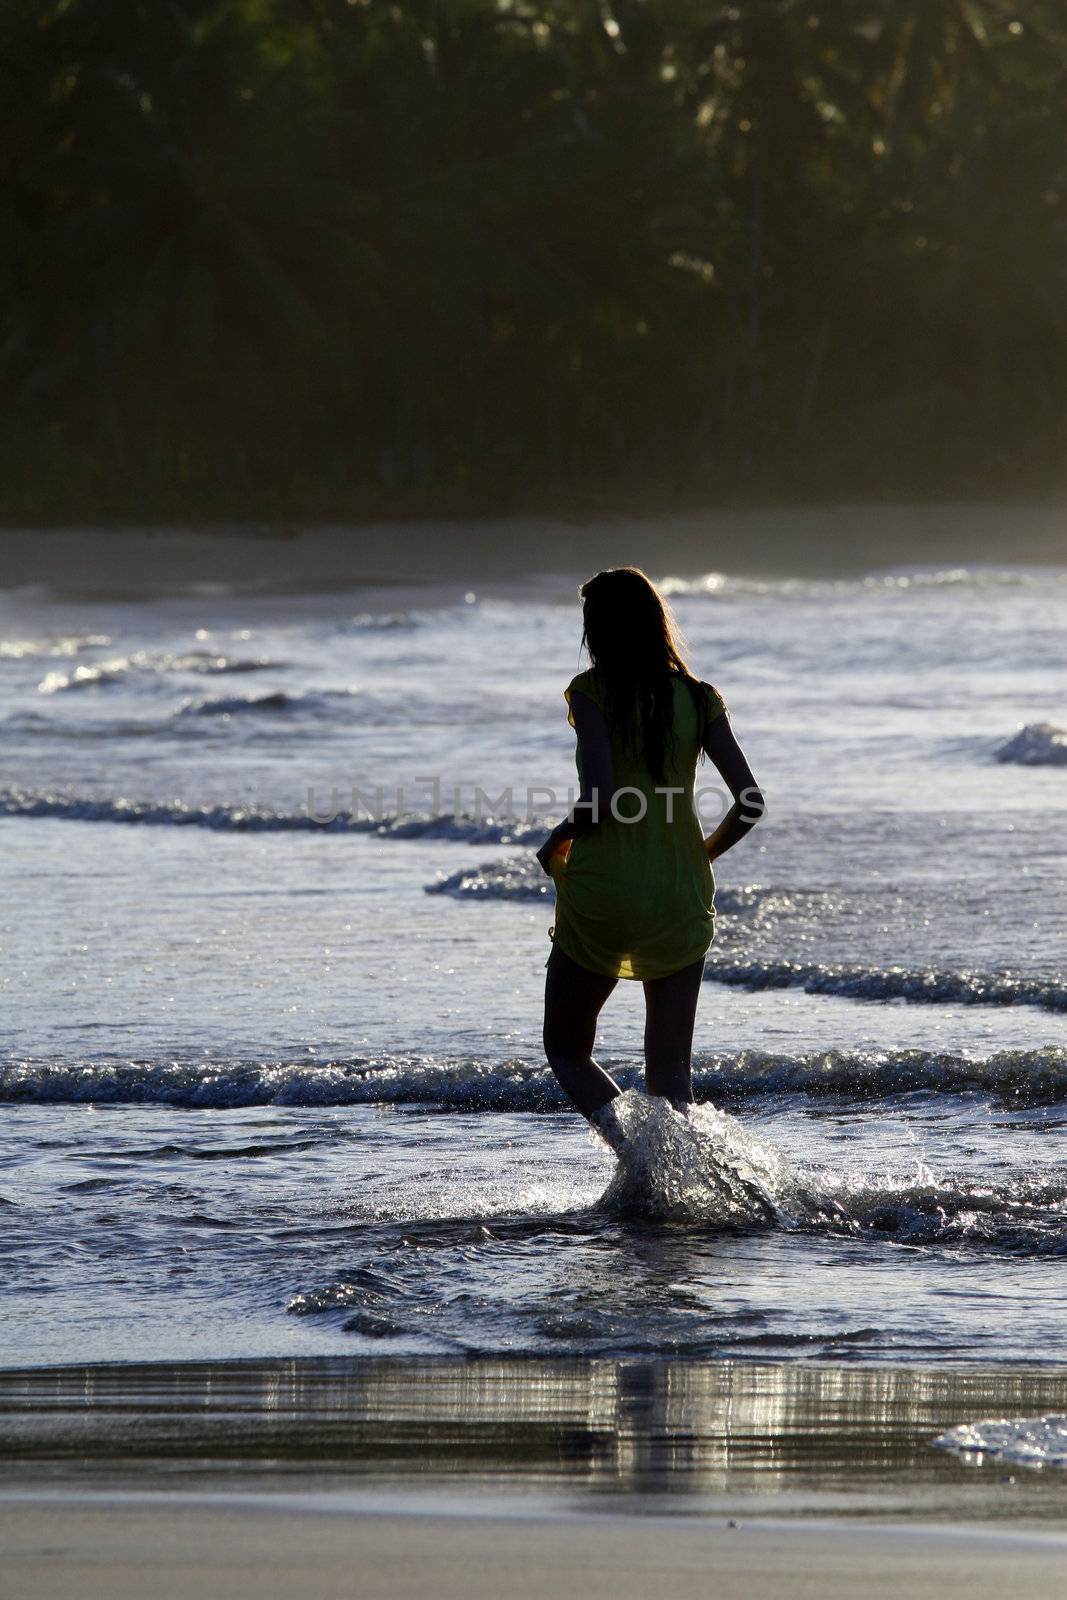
[548,669,727,980]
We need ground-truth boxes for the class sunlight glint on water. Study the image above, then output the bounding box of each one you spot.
[1,559,1066,1370]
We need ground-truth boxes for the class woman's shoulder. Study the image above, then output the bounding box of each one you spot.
[564,668,605,725]
[674,671,728,725]
[565,667,604,702]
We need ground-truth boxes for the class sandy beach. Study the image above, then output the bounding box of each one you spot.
[5,1496,1067,1600]
[3,1357,1067,1597]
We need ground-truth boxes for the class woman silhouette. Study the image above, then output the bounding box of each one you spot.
[537,567,764,1152]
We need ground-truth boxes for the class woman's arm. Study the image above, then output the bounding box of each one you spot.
[536,690,614,875]
[701,710,765,863]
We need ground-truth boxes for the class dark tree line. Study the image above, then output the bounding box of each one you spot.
[3,0,1067,518]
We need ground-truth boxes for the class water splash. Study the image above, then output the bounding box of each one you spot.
[595,1089,801,1227]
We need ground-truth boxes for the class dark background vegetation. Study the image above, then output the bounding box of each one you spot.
[3,0,1066,523]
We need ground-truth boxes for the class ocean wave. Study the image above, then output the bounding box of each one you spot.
[38,661,128,693]
[342,611,421,632]
[10,1051,1067,1252]
[0,790,331,830]
[0,1055,561,1110]
[428,859,552,899]
[932,1416,1067,1468]
[656,566,1067,599]
[995,723,1067,766]
[3,713,172,742]
[703,955,1067,1012]
[427,860,799,913]
[818,1168,1067,1255]
[428,863,1065,1011]
[3,1045,1066,1110]
[176,686,389,719]
[0,789,547,840]
[705,1043,1067,1102]
[1,633,111,661]
[37,650,277,694]
[178,690,301,716]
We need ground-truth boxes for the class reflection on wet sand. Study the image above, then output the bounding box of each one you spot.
[4,1357,1067,1519]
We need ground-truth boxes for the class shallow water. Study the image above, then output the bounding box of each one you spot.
[5,1355,1067,1520]
[1,554,1066,1373]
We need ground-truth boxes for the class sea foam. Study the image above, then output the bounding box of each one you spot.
[0,789,547,841]
[933,1415,1067,1468]
[3,1045,1067,1110]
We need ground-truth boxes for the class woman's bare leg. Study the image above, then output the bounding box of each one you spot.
[642,954,706,1108]
[543,943,621,1120]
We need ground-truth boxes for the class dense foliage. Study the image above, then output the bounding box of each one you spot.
[3,0,1066,516]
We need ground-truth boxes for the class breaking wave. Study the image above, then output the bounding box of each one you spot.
[995,723,1067,766]
[7,1053,1067,1253]
[0,633,111,660]
[0,790,547,841]
[428,858,553,899]
[656,566,1067,599]
[37,650,277,693]
[428,861,813,916]
[38,662,128,693]
[3,1044,1065,1111]
[342,611,422,632]
[702,955,1067,1012]
[179,690,300,716]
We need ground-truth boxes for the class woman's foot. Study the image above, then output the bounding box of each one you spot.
[591,1098,629,1155]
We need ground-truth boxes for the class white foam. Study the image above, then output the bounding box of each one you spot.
[1,633,110,660]
[933,1415,1067,1468]
[656,566,1067,599]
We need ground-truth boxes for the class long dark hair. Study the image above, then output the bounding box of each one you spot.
[579,567,707,783]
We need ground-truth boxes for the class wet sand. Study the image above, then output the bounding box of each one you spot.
[4,1496,1067,1600]
[0,1357,1053,1491]
[4,1356,1064,1515]
[3,1355,1067,1596]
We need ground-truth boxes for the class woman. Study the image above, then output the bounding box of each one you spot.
[537,567,764,1152]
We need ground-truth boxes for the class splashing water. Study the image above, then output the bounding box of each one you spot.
[594,1089,803,1227]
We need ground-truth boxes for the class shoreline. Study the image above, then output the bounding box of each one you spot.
[3,1354,1065,1523]
[2,500,1066,599]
